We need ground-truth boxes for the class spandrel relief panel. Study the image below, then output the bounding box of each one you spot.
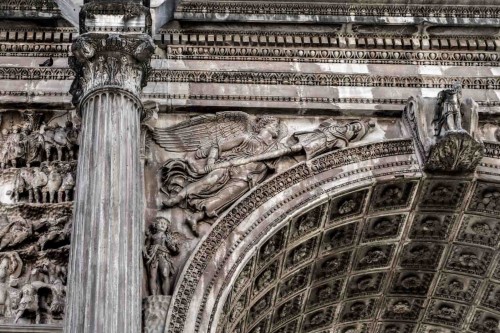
[141,112,406,331]
[0,110,79,326]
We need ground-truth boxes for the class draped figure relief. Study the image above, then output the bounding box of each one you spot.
[152,112,375,236]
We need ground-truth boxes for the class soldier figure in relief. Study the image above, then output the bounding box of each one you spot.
[42,165,62,203]
[0,129,9,169]
[143,217,179,296]
[432,83,464,136]
[54,121,79,161]
[49,279,65,319]
[11,169,30,203]
[31,167,48,204]
[59,166,75,202]
[6,126,26,168]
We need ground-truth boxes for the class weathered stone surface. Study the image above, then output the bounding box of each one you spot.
[63,1,154,333]
[1,0,500,333]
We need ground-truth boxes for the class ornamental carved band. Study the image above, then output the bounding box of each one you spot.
[68,33,155,105]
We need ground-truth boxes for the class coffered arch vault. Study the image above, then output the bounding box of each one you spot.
[164,136,500,333]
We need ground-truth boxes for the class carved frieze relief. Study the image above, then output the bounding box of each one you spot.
[165,45,500,66]
[0,0,59,13]
[0,110,79,327]
[4,66,500,92]
[175,2,500,19]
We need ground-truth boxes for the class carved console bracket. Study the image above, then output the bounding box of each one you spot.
[403,88,484,174]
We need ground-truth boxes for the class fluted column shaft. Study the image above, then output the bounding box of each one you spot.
[64,21,154,333]
[65,90,143,333]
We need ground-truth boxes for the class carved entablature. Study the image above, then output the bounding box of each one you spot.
[0,110,79,326]
[403,85,485,173]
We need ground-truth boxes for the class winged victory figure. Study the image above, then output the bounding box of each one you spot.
[153,112,374,235]
[153,112,289,235]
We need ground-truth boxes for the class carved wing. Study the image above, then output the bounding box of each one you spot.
[152,111,252,152]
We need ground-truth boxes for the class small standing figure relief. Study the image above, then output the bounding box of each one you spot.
[31,167,48,204]
[143,217,180,296]
[11,169,30,203]
[6,126,26,169]
[433,83,464,137]
[59,166,75,202]
[14,284,40,324]
[0,129,9,169]
[49,279,65,320]
[42,165,62,203]
[0,252,22,317]
[53,121,79,161]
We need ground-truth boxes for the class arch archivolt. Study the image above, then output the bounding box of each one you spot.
[166,139,419,332]
[165,136,500,333]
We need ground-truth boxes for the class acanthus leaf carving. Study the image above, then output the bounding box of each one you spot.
[69,33,155,105]
[403,84,484,173]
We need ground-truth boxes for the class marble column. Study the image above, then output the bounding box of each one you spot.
[64,9,155,332]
